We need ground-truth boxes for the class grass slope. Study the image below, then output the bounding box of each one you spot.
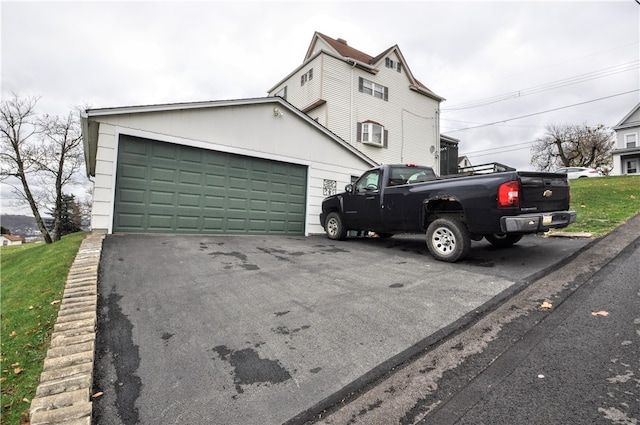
[1,232,87,424]
[565,175,640,237]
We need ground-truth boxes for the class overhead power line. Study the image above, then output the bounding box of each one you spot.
[442,90,640,134]
[442,60,639,111]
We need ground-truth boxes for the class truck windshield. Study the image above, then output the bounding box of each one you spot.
[388,166,436,186]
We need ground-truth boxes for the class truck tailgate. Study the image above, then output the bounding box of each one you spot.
[518,172,571,213]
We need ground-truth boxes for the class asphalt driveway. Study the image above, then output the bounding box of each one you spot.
[92,233,590,424]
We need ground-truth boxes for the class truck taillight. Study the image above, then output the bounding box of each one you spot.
[498,181,520,208]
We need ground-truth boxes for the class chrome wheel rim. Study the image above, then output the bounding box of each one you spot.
[432,227,456,256]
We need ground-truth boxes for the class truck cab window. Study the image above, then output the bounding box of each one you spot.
[355,170,380,192]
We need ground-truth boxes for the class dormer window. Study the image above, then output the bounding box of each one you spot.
[385,57,402,73]
[358,77,388,101]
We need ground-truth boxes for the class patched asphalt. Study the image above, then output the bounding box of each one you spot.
[92,233,591,424]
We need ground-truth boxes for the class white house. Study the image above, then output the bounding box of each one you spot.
[81,97,376,236]
[267,32,445,172]
[1,234,25,246]
[612,103,640,176]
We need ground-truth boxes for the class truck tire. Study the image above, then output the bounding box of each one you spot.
[325,212,347,240]
[485,233,523,247]
[426,218,471,262]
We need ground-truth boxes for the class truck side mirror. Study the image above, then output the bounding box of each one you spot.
[345,184,354,193]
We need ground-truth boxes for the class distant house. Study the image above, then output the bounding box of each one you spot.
[612,103,640,176]
[458,156,473,170]
[267,32,445,172]
[1,234,25,246]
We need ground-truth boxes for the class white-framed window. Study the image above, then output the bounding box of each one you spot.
[385,57,402,73]
[274,86,287,99]
[625,133,637,148]
[357,121,388,147]
[626,159,638,174]
[300,68,313,86]
[358,77,388,101]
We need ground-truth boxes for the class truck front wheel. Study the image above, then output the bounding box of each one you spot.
[325,212,347,240]
[426,218,471,262]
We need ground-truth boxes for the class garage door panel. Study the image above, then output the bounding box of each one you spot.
[114,135,306,234]
[150,167,177,182]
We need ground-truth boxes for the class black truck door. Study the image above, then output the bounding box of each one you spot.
[342,169,382,230]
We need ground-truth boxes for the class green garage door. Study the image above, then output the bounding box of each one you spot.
[113,135,307,234]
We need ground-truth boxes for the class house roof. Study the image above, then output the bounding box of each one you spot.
[308,32,444,101]
[613,102,640,130]
[1,234,24,242]
[80,97,378,177]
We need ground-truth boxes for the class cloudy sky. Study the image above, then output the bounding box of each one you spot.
[1,0,639,213]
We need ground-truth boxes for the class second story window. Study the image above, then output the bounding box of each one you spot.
[357,121,388,147]
[301,68,313,86]
[358,77,388,101]
[625,133,637,148]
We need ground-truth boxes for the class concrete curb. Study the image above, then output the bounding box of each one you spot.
[30,233,105,425]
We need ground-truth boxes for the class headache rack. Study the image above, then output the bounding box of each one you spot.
[457,162,516,176]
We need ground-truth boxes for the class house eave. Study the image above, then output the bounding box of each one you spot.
[410,85,446,102]
[81,97,378,178]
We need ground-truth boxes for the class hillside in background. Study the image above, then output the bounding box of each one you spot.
[1,215,44,242]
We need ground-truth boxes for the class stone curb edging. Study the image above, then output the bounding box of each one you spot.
[29,233,105,425]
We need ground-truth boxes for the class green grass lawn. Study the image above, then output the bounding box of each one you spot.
[1,232,87,424]
[564,175,640,237]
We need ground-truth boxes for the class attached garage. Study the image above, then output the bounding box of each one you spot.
[81,97,377,236]
[114,135,306,234]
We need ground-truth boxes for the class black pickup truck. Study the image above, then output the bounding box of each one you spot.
[319,164,577,262]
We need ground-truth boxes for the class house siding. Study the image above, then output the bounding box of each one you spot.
[87,103,374,235]
[612,104,640,176]
[270,47,441,172]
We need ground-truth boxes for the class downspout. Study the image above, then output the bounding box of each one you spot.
[435,108,440,175]
[350,59,357,145]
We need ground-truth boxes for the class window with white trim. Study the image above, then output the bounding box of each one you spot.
[300,68,313,86]
[625,133,637,148]
[358,77,388,100]
[357,121,388,147]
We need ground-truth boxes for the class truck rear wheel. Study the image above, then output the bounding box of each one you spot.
[485,233,523,247]
[426,218,471,262]
[325,212,347,240]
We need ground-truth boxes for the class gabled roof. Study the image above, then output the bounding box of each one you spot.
[613,103,640,130]
[306,32,444,101]
[1,234,24,242]
[80,97,378,177]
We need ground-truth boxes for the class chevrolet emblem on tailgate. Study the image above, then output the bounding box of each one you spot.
[542,190,553,197]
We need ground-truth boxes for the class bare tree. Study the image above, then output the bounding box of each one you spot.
[0,93,85,243]
[33,111,84,241]
[0,93,53,243]
[530,123,614,173]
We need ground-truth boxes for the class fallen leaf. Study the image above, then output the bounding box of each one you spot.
[50,300,61,305]
[22,398,29,403]
[11,362,20,368]
[540,301,553,309]
[92,391,104,399]
[630,195,636,200]
[591,310,609,317]
[14,367,24,374]
[9,331,17,337]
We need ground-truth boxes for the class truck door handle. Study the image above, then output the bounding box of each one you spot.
[365,196,376,200]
